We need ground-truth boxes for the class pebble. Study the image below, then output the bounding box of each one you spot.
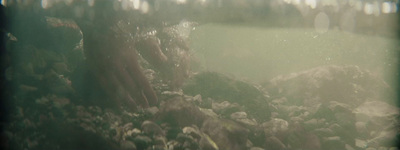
[182,126,201,138]
[199,134,219,150]
[250,147,265,150]
[355,121,367,134]
[355,139,368,149]
[141,120,164,137]
[120,140,137,150]
[265,136,286,150]
[314,128,334,137]
[345,144,356,150]
[230,111,248,119]
[133,135,152,149]
[303,118,318,130]
[145,106,159,116]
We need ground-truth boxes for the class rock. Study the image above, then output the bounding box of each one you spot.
[314,128,334,137]
[152,136,167,150]
[329,123,342,134]
[231,111,248,119]
[354,101,399,127]
[262,118,289,136]
[334,112,356,130]
[156,97,208,127]
[144,106,159,116]
[367,130,399,148]
[264,65,392,107]
[345,144,356,150]
[176,133,199,150]
[355,139,368,149]
[327,121,356,145]
[19,84,38,92]
[120,140,137,150]
[378,147,389,150]
[230,112,258,127]
[322,136,345,150]
[199,134,219,150]
[141,120,164,137]
[264,136,286,150]
[328,101,352,113]
[201,118,249,150]
[52,62,70,75]
[250,147,265,150]
[290,116,304,123]
[182,126,202,139]
[166,140,180,150]
[303,118,319,130]
[161,90,184,98]
[212,101,242,116]
[199,108,219,118]
[133,135,152,150]
[183,71,271,121]
[303,133,322,150]
[312,104,336,121]
[355,121,368,135]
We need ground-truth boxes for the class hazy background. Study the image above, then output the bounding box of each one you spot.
[189,24,399,87]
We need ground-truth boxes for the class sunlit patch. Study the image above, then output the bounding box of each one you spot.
[88,0,95,7]
[41,0,51,9]
[292,0,300,5]
[200,0,207,5]
[383,2,398,13]
[364,3,373,15]
[283,0,291,4]
[140,1,149,14]
[176,0,186,4]
[314,12,330,34]
[1,0,7,6]
[132,0,140,10]
[382,2,391,13]
[305,0,317,9]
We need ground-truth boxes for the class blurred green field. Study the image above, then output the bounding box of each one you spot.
[189,23,399,85]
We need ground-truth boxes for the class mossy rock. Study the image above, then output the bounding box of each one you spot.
[183,72,271,121]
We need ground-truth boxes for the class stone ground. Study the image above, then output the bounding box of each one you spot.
[1,17,399,150]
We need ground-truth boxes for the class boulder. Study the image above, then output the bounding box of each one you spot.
[156,97,209,127]
[183,71,271,122]
[264,65,393,107]
[201,118,249,150]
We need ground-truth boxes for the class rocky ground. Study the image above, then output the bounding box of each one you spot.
[1,18,399,150]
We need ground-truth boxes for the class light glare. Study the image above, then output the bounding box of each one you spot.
[133,0,140,10]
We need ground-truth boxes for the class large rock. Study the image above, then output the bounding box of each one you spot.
[183,72,271,122]
[156,97,209,127]
[264,65,393,107]
[201,118,249,150]
[354,101,399,126]
[354,101,399,147]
